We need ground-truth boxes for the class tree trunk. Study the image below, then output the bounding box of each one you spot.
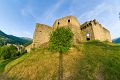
[58,52,63,80]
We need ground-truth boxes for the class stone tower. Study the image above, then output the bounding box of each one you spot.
[80,19,112,42]
[32,23,52,48]
[53,16,82,44]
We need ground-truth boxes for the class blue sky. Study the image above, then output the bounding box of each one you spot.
[0,0,120,39]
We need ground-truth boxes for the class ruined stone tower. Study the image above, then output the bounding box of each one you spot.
[30,16,112,49]
[53,16,82,44]
[32,23,52,48]
[80,19,111,42]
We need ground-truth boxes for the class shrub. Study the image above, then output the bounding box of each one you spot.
[0,45,18,59]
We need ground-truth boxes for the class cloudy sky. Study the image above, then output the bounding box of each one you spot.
[0,0,120,39]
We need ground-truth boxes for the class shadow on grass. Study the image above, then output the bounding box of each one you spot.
[0,58,17,79]
[0,53,28,79]
[0,58,16,73]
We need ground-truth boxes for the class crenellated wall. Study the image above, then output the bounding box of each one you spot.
[80,21,95,41]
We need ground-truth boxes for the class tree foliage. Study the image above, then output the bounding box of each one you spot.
[49,27,73,80]
[0,45,18,59]
[0,45,26,59]
[49,27,73,53]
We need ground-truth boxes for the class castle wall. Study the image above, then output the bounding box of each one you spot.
[81,20,112,42]
[103,28,112,42]
[32,23,52,48]
[80,22,95,42]
[29,16,112,51]
[53,16,82,44]
[91,20,112,42]
[69,25,82,44]
[53,16,81,29]
[92,23,105,41]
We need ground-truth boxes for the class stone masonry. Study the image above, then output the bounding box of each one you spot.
[27,16,112,50]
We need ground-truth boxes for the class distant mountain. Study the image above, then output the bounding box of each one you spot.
[0,30,32,46]
[112,37,120,43]
[20,37,32,41]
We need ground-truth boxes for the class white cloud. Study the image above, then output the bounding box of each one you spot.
[78,3,111,22]
[75,1,120,39]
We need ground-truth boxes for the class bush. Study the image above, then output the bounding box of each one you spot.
[0,45,18,59]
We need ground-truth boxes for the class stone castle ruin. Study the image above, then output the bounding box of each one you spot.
[28,16,112,50]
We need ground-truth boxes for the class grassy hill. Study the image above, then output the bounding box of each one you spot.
[0,30,32,46]
[0,41,120,80]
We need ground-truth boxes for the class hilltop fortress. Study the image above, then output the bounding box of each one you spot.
[27,16,112,50]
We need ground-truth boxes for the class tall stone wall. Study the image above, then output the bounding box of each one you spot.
[92,22,105,41]
[53,16,81,29]
[103,28,112,42]
[80,21,95,42]
[53,16,82,44]
[87,20,112,42]
[32,23,52,48]
[81,19,112,42]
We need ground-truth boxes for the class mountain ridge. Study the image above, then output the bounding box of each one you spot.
[0,30,32,46]
[112,37,120,43]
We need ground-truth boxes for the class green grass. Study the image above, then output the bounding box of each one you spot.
[0,58,18,74]
[72,41,120,80]
[0,59,12,73]
[0,41,120,80]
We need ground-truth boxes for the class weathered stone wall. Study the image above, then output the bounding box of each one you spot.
[32,23,52,48]
[53,16,82,44]
[81,19,112,42]
[53,16,81,29]
[29,16,112,51]
[92,22,105,41]
[80,21,95,42]
[92,21,112,42]
[103,28,112,42]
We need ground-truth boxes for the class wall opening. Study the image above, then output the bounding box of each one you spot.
[58,22,60,25]
[86,33,90,41]
[86,33,90,37]
[68,19,70,23]
[86,38,90,41]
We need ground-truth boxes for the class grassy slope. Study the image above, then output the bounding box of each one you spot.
[1,41,120,80]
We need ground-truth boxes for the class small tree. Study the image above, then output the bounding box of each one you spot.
[0,45,18,59]
[49,27,73,80]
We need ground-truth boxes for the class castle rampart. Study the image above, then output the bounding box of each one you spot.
[28,16,112,51]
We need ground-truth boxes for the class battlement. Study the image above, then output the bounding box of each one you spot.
[81,19,102,30]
